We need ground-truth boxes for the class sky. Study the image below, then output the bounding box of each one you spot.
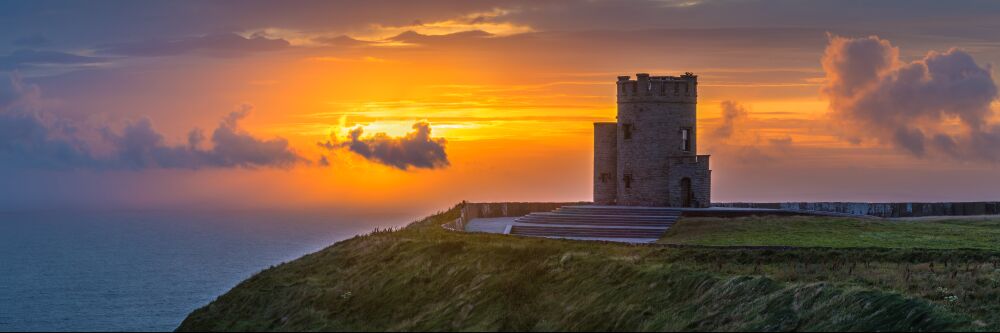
[2,0,1000,212]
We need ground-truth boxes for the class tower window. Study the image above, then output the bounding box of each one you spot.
[623,174,632,189]
[681,128,691,151]
[623,124,633,140]
[600,173,610,183]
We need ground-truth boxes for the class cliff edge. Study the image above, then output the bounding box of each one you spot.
[176,204,992,331]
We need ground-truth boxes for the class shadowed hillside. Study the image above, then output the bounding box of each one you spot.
[177,205,999,331]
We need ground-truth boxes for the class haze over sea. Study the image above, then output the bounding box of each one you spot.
[0,209,420,331]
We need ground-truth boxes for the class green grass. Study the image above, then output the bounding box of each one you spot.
[660,216,1000,250]
[176,206,1000,332]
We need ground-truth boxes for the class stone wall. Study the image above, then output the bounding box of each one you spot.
[666,155,711,208]
[715,202,1000,218]
[593,122,618,205]
[458,202,587,226]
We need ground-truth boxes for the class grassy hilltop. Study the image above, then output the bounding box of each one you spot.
[661,215,1000,250]
[177,204,1000,332]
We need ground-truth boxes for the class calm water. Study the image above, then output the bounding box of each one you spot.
[0,209,418,331]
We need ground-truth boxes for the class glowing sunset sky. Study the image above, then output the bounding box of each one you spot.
[2,0,1000,211]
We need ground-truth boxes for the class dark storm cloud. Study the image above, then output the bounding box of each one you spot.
[822,35,1000,161]
[320,121,449,170]
[0,74,304,170]
[0,49,106,71]
[96,33,290,57]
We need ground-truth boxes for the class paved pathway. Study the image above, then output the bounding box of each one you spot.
[465,217,516,234]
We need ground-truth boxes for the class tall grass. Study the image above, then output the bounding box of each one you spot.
[177,206,999,331]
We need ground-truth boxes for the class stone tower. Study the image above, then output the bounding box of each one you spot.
[594,73,711,207]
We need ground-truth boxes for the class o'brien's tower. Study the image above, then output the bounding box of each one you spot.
[594,73,711,207]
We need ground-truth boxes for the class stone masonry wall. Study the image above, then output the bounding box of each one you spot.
[593,122,618,205]
[666,156,711,207]
[614,73,708,207]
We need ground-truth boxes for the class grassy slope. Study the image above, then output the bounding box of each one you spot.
[177,206,1000,331]
[660,216,1000,250]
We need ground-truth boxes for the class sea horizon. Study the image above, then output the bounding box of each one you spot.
[0,208,422,331]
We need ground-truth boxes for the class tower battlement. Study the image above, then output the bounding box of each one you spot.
[616,72,697,103]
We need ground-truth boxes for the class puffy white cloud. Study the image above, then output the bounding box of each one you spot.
[822,35,1000,161]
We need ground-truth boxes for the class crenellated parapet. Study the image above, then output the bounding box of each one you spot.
[617,72,697,104]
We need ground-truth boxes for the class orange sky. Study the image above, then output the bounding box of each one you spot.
[3,1,1000,211]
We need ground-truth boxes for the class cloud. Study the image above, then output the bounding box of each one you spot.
[96,33,290,57]
[0,49,107,71]
[312,35,374,47]
[712,100,749,139]
[386,30,494,44]
[0,74,304,170]
[822,34,1000,161]
[356,8,532,41]
[0,73,41,107]
[706,100,792,164]
[320,121,449,170]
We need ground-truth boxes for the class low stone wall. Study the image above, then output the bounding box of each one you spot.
[714,202,1000,218]
[456,202,588,229]
[441,218,465,232]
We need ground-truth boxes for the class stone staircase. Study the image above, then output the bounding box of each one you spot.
[509,206,681,242]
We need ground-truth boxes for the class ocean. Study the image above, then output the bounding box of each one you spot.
[0,209,418,331]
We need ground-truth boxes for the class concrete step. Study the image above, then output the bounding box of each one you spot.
[510,225,667,238]
[528,212,678,220]
[554,207,682,217]
[516,216,675,224]
[516,216,676,225]
[556,207,682,213]
[503,205,683,241]
[514,217,675,227]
